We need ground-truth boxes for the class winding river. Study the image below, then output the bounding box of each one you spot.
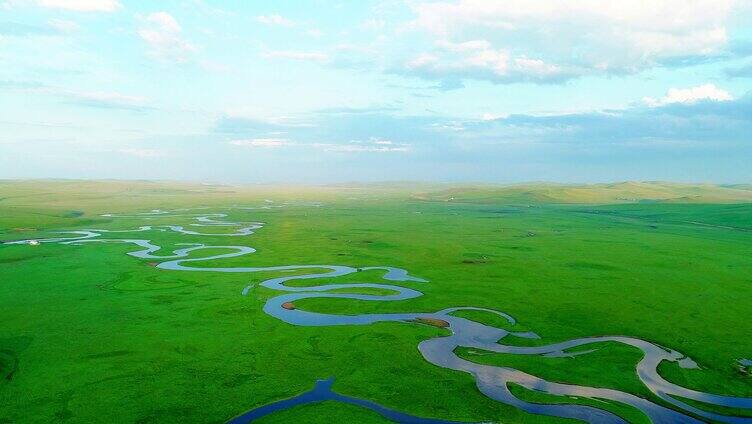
[4,207,752,423]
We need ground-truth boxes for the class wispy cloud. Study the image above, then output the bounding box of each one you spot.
[1,79,151,111]
[229,138,291,148]
[322,139,410,152]
[216,113,315,134]
[229,137,411,153]
[315,105,400,115]
[189,0,234,17]
[137,12,195,63]
[0,21,58,36]
[261,50,329,63]
[0,79,48,89]
[0,18,80,37]
[35,0,121,12]
[361,18,385,31]
[65,91,151,111]
[255,14,295,27]
[48,19,80,33]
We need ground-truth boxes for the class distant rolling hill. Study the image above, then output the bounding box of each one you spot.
[1,180,751,210]
[411,181,752,204]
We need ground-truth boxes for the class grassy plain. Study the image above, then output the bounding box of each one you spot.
[0,180,751,423]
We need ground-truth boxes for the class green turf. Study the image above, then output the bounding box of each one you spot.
[456,342,653,399]
[0,180,751,423]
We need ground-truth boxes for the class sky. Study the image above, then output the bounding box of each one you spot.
[1,0,751,184]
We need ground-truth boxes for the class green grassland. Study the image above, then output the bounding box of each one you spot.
[0,180,751,423]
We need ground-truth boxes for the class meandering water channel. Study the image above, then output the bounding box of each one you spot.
[5,208,752,423]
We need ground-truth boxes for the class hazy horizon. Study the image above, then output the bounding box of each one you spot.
[2,178,752,189]
[2,1,751,183]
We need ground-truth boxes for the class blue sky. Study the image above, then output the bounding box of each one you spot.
[1,0,751,183]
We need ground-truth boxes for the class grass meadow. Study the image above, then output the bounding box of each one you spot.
[1,181,750,423]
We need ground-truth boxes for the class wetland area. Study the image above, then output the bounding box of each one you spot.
[1,181,751,423]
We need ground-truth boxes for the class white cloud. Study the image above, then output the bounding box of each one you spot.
[36,0,121,12]
[261,50,329,63]
[642,84,733,106]
[481,112,509,121]
[229,138,291,148]
[137,12,195,63]
[405,39,572,83]
[407,0,741,81]
[255,14,295,27]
